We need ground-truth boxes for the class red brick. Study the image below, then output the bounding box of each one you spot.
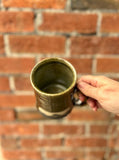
[90,125,109,134]
[9,35,66,54]
[72,0,119,10]
[65,137,107,147]
[0,77,10,91]
[3,150,41,160]
[1,137,18,149]
[14,77,32,91]
[101,13,119,33]
[0,11,34,33]
[65,58,92,74]
[46,150,85,159]
[21,138,62,148]
[0,94,35,107]
[0,57,35,74]
[108,138,116,148]
[3,0,66,9]
[97,58,119,73]
[17,110,46,121]
[67,108,111,121]
[43,124,84,135]
[0,109,15,121]
[0,35,4,54]
[0,124,39,136]
[71,37,119,55]
[39,13,97,33]
[87,151,105,160]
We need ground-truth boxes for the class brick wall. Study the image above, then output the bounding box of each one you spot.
[0,0,119,160]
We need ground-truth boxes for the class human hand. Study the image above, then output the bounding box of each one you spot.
[77,75,119,115]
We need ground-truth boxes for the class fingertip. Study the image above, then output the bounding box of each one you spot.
[93,107,98,112]
[87,98,99,111]
[79,93,86,102]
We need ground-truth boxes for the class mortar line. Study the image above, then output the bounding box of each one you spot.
[65,0,71,11]
[92,56,97,74]
[14,91,34,95]
[65,37,71,57]
[7,53,119,58]
[0,0,3,8]
[1,5,119,13]
[96,11,102,37]
[104,114,115,160]
[9,76,15,92]
[4,35,11,57]
[2,30,119,37]
[34,12,43,34]
[0,0,1,9]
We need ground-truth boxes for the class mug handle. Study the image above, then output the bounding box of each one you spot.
[71,84,83,106]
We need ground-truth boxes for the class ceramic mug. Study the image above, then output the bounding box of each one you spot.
[30,58,82,119]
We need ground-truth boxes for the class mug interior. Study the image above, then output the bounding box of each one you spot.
[31,59,76,94]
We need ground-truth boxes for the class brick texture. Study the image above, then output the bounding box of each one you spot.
[1,137,18,149]
[0,11,34,33]
[97,58,119,73]
[0,124,39,136]
[71,37,119,55]
[3,150,42,160]
[43,124,85,135]
[90,125,109,134]
[9,35,66,54]
[65,58,92,74]
[39,13,97,33]
[46,150,85,159]
[101,13,119,33]
[46,150,105,160]
[71,0,119,10]
[21,138,62,148]
[0,35,4,54]
[3,0,66,9]
[16,110,46,121]
[0,94,35,107]
[0,109,15,121]
[0,57,35,74]
[65,137,107,147]
[0,77,10,91]
[67,108,111,121]
[14,77,32,91]
[87,151,105,160]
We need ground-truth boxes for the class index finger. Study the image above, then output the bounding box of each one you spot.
[79,75,108,88]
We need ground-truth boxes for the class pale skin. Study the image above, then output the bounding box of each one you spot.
[77,75,119,116]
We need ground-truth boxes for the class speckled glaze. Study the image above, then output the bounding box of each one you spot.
[30,58,77,119]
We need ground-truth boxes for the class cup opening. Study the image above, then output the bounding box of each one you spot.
[31,58,76,95]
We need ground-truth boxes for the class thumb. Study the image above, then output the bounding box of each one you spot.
[77,81,98,100]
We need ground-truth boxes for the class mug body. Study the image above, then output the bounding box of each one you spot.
[30,58,77,118]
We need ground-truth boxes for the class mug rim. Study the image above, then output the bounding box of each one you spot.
[30,57,77,97]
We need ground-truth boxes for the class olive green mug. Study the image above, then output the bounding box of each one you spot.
[30,58,82,119]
